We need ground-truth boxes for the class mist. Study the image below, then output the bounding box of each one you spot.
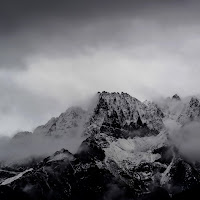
[0,133,85,166]
[169,121,200,162]
[153,96,200,162]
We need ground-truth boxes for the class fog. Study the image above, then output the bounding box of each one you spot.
[169,121,200,162]
[0,133,85,166]
[154,96,200,162]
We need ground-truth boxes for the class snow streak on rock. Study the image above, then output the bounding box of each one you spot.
[1,169,33,185]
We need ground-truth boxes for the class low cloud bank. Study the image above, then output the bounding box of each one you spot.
[0,133,85,166]
[168,121,200,161]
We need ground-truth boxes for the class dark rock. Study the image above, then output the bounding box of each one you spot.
[172,94,181,101]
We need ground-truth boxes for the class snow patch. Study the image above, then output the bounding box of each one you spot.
[160,158,174,185]
[104,132,167,170]
[1,168,33,185]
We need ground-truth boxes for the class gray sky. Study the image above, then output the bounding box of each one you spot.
[1,0,200,136]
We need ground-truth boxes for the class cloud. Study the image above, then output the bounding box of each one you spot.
[0,69,65,136]
[1,0,200,135]
[0,0,200,69]
[0,133,85,165]
[169,121,200,162]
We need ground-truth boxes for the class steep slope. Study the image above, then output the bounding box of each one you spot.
[33,107,88,137]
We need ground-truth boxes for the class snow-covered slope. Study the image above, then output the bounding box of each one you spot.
[1,169,33,186]
[104,131,167,169]
[33,107,88,137]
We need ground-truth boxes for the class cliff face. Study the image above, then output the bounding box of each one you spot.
[86,92,164,138]
[1,92,200,200]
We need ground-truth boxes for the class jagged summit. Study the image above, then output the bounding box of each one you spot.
[97,91,134,99]
[172,94,181,101]
[189,96,200,107]
[177,96,200,124]
[86,91,164,138]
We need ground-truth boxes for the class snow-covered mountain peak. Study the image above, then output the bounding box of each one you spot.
[84,91,164,140]
[33,106,88,136]
[177,96,200,124]
[21,92,164,139]
[96,91,140,111]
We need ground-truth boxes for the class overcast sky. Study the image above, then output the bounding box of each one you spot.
[1,0,200,136]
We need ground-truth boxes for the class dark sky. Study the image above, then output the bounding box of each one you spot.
[1,0,200,136]
[1,0,199,69]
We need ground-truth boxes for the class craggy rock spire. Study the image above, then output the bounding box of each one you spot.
[172,94,181,101]
[86,91,164,138]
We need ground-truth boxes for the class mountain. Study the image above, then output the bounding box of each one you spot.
[0,92,200,200]
[85,92,164,138]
